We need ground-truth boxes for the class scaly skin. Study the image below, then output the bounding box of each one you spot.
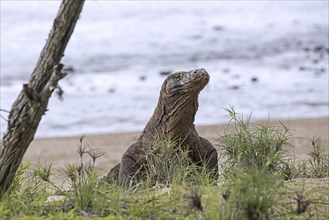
[105,68,218,186]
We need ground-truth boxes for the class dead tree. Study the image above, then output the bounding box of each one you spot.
[0,0,85,199]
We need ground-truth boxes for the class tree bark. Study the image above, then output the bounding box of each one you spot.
[0,0,85,199]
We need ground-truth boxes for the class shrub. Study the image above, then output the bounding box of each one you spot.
[217,107,292,177]
[221,169,282,220]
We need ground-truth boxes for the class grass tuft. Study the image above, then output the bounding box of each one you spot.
[217,106,292,178]
[307,138,329,178]
[221,169,282,220]
[287,138,329,179]
[34,162,53,182]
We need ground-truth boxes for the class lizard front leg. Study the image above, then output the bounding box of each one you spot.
[199,137,219,180]
[118,142,145,187]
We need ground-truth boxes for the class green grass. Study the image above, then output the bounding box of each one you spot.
[217,106,292,179]
[0,108,328,219]
[221,169,283,220]
[285,138,329,179]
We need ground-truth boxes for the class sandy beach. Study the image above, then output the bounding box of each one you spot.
[24,117,328,174]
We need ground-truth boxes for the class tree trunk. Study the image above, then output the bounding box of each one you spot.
[0,0,85,199]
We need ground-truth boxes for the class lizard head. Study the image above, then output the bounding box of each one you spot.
[163,68,210,96]
[148,68,209,134]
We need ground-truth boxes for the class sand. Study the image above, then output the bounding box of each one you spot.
[25,117,328,173]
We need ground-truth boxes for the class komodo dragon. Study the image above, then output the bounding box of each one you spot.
[105,68,218,186]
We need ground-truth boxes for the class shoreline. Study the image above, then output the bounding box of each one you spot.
[25,117,328,172]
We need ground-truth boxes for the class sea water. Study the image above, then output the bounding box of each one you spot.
[1,1,328,138]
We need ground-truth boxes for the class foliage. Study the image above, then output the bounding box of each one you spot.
[217,106,292,178]
[288,138,329,179]
[306,138,329,178]
[220,169,282,220]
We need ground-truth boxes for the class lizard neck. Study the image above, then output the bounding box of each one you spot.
[140,93,198,141]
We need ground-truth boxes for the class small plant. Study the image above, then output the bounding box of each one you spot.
[221,169,282,220]
[5,161,31,195]
[33,162,53,182]
[217,107,292,177]
[66,135,104,211]
[69,167,99,211]
[307,138,329,178]
[287,138,329,179]
[294,192,311,215]
[277,179,329,219]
